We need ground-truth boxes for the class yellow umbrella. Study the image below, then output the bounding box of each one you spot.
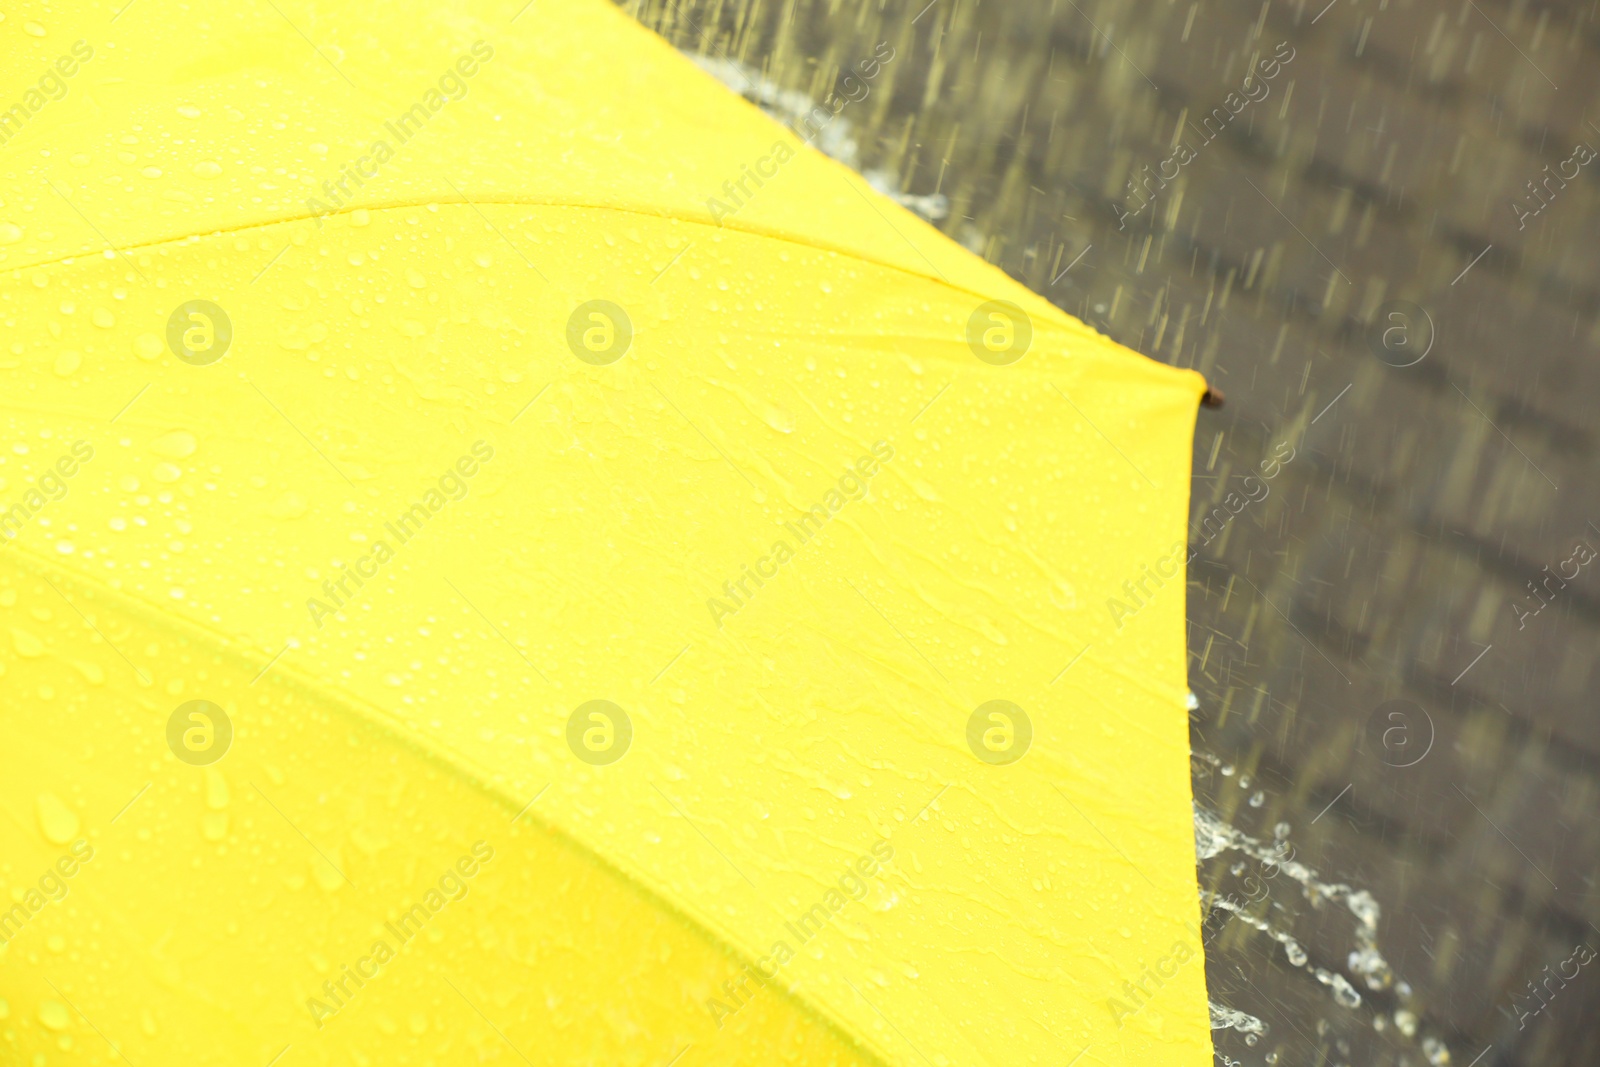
[0,0,1210,1063]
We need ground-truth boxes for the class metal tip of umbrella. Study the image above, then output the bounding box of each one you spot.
[1200,387,1226,409]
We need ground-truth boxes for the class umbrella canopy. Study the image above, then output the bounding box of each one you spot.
[0,0,1210,1063]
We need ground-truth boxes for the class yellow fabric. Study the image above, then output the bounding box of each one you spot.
[0,1,1210,1064]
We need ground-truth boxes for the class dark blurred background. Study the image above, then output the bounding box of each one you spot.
[622,0,1600,1063]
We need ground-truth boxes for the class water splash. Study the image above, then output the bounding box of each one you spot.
[1204,893,1310,973]
[1194,804,1396,996]
[1421,1036,1453,1065]
[687,54,950,221]
[1195,784,1450,1062]
[1209,1001,1267,1043]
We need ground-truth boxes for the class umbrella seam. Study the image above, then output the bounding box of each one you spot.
[0,536,943,1067]
[0,196,1196,384]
